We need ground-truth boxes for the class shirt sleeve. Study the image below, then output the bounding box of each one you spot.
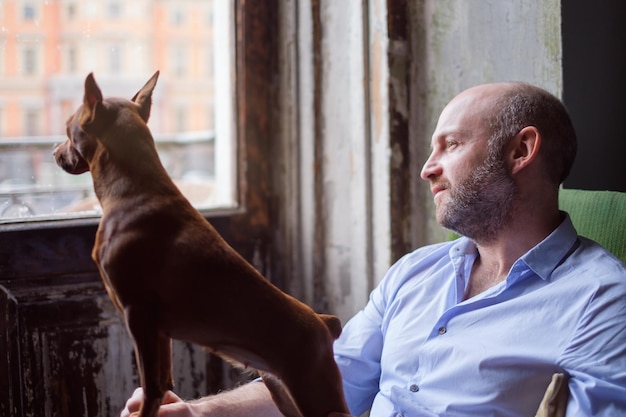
[332,250,418,416]
[333,275,390,415]
[334,302,383,415]
[559,261,626,415]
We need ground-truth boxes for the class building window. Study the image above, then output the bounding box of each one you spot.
[172,46,186,77]
[66,2,77,20]
[22,2,37,21]
[67,45,77,73]
[175,107,187,133]
[0,43,4,75]
[109,45,122,74]
[205,46,213,77]
[22,46,37,75]
[107,1,121,19]
[171,5,185,26]
[0,0,235,222]
[23,109,40,136]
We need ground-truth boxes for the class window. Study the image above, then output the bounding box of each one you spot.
[171,5,185,26]
[66,2,77,20]
[108,44,122,74]
[23,109,40,136]
[172,45,187,76]
[108,0,122,19]
[67,45,77,73]
[22,45,38,75]
[204,46,214,77]
[175,106,187,132]
[0,0,236,222]
[22,2,37,21]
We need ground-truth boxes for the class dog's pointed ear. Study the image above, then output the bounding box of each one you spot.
[81,73,103,126]
[132,71,160,122]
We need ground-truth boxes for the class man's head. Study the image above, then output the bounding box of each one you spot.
[420,82,577,241]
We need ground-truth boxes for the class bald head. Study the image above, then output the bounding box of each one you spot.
[442,82,578,185]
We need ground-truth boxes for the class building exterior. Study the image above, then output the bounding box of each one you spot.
[0,0,214,136]
[0,0,217,218]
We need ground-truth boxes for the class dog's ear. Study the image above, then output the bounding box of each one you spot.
[81,73,104,127]
[132,71,160,123]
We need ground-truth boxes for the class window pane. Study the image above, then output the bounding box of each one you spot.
[0,0,236,222]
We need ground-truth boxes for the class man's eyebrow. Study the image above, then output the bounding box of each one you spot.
[430,129,466,146]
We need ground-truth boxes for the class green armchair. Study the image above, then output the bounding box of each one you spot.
[558,188,626,264]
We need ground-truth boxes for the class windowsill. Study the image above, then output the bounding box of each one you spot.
[0,205,246,231]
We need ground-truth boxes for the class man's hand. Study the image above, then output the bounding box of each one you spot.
[119,382,287,417]
[120,383,353,417]
[120,387,193,417]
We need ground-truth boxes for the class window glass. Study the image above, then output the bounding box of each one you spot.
[0,0,236,222]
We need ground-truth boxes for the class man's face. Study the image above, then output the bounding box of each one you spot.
[420,87,517,242]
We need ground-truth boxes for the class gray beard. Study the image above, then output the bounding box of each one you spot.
[439,154,517,243]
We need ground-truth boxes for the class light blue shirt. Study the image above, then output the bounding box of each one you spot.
[334,214,626,417]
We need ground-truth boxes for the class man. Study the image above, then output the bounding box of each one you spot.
[122,82,626,416]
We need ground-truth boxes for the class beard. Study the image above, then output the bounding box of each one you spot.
[437,151,517,242]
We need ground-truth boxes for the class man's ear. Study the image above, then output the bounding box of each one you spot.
[132,70,160,123]
[81,73,104,127]
[508,126,541,175]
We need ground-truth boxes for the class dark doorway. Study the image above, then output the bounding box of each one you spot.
[562,0,626,192]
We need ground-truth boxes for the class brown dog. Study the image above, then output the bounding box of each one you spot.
[53,72,351,417]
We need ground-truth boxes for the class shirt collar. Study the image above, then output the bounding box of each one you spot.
[448,212,579,282]
[519,212,578,281]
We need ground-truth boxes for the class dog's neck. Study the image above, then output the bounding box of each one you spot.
[89,135,181,212]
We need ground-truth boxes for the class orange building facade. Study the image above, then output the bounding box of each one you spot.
[0,0,215,138]
[0,0,219,219]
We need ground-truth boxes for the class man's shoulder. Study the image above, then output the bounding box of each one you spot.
[552,235,626,293]
[380,239,461,290]
[574,236,626,276]
[398,239,459,265]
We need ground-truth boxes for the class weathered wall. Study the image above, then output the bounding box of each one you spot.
[409,0,563,248]
[277,0,563,322]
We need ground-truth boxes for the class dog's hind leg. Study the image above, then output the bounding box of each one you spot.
[262,372,303,417]
[125,305,173,417]
[280,359,349,417]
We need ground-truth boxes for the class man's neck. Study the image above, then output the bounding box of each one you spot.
[463,209,562,300]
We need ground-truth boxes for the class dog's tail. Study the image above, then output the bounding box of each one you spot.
[318,314,343,339]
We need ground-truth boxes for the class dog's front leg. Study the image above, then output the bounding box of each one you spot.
[125,305,173,417]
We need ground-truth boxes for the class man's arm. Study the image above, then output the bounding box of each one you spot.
[120,381,283,417]
[560,262,626,415]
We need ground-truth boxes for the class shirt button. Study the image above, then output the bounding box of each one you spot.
[409,384,419,392]
[438,326,447,335]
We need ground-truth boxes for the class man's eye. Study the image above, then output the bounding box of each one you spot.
[446,141,458,149]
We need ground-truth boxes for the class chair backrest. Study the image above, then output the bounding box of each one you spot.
[559,188,626,264]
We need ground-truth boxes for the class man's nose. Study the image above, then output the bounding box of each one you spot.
[420,152,441,180]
